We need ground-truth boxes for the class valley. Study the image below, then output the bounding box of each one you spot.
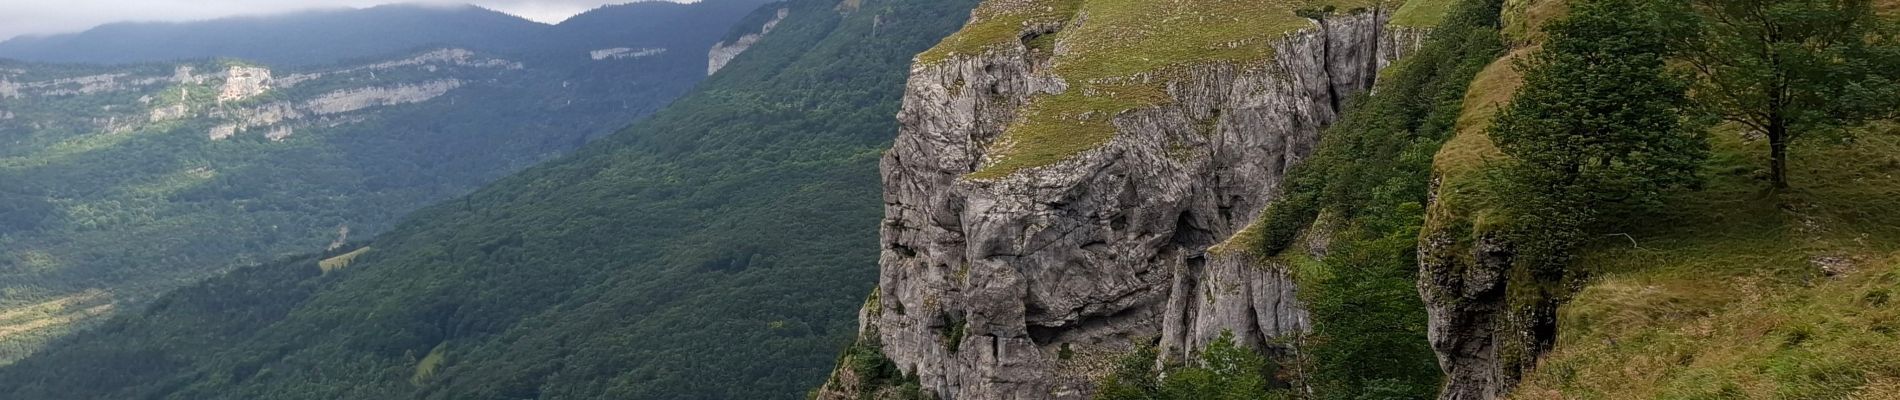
[0,0,1894,398]
[0,0,772,364]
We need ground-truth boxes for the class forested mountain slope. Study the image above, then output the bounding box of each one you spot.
[0,0,978,398]
[0,0,767,364]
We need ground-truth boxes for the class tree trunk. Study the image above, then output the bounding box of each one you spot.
[1768,119,1789,190]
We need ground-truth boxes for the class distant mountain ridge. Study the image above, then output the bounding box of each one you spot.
[0,4,542,67]
[0,1,775,68]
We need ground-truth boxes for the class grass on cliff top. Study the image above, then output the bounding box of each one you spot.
[916,0,1085,65]
[1500,0,1570,44]
[960,0,1383,180]
[1429,47,1522,181]
[1512,125,1900,399]
[1392,0,1461,26]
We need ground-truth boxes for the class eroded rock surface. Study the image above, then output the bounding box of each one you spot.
[217,66,272,103]
[825,10,1420,400]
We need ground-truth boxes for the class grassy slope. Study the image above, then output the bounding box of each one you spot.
[929,0,1387,179]
[1513,128,1900,398]
[1432,0,1900,397]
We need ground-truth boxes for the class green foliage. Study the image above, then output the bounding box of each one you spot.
[1485,0,1708,270]
[941,313,968,353]
[837,334,928,400]
[1095,332,1288,400]
[0,0,978,399]
[1508,122,1900,398]
[411,343,448,386]
[1242,0,1506,397]
[1674,0,1900,188]
[1473,0,1711,379]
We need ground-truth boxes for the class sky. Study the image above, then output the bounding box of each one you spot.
[0,0,689,41]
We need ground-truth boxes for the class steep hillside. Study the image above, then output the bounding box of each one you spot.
[0,1,765,364]
[1507,126,1900,399]
[0,0,979,398]
[1474,6,1900,400]
[1415,0,1900,398]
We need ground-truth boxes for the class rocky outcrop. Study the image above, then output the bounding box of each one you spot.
[31,73,130,96]
[276,48,521,88]
[304,80,461,115]
[591,47,668,60]
[209,124,239,141]
[172,66,205,85]
[1419,230,1507,400]
[205,80,460,140]
[1417,197,1558,400]
[708,8,790,75]
[826,9,1419,400]
[148,103,190,122]
[217,66,272,103]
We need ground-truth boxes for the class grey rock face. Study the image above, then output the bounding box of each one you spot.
[846,10,1418,400]
[708,8,790,76]
[1417,226,1514,400]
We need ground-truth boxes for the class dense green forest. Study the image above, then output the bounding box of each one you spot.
[0,0,768,364]
[0,0,979,398]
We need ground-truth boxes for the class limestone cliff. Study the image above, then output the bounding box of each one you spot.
[818,1,1425,398]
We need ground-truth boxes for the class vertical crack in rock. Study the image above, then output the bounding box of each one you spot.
[1418,227,1515,400]
[823,10,1427,400]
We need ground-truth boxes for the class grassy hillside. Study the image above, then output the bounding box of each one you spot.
[0,0,979,398]
[1512,126,1900,398]
[1427,0,1900,396]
